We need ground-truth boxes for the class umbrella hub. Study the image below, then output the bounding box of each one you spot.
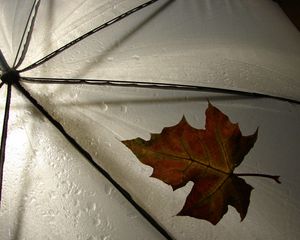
[1,69,20,85]
[0,50,20,85]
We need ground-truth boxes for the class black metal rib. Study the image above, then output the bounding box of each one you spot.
[13,0,41,69]
[0,50,10,72]
[14,81,174,240]
[0,84,12,202]
[19,0,161,73]
[21,76,300,104]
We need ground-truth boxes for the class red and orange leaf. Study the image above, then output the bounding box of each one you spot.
[123,102,258,224]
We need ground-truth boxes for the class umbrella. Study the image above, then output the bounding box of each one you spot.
[1,0,300,239]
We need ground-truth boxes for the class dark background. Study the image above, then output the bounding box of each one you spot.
[274,0,300,31]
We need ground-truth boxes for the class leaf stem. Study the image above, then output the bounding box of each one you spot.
[235,173,281,184]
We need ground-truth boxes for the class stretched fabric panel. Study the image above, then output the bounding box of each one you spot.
[1,0,300,101]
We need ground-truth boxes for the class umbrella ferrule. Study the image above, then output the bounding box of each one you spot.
[0,50,20,85]
[1,69,20,85]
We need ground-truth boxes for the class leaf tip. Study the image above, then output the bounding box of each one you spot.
[207,99,213,110]
[180,115,188,123]
[254,127,259,138]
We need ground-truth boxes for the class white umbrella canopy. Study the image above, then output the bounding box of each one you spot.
[0,0,300,239]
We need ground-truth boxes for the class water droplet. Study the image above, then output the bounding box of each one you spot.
[92,203,97,211]
[70,91,78,99]
[104,219,114,230]
[99,102,108,112]
[87,236,96,240]
[86,202,97,212]
[88,191,96,197]
[132,55,140,60]
[179,230,186,238]
[104,184,112,195]
[85,59,92,64]
[49,191,56,200]
[100,235,110,240]
[75,188,82,195]
[48,209,55,216]
[29,196,37,204]
[105,142,112,148]
[121,105,128,113]
[93,218,101,226]
[74,199,80,207]
[55,170,63,179]
[62,192,69,199]
[74,210,81,219]
[127,211,137,219]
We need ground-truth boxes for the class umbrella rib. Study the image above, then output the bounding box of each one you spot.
[13,0,41,69]
[0,84,12,202]
[21,76,300,104]
[14,81,174,240]
[18,0,163,73]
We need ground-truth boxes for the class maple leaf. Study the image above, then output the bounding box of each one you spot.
[123,102,280,225]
